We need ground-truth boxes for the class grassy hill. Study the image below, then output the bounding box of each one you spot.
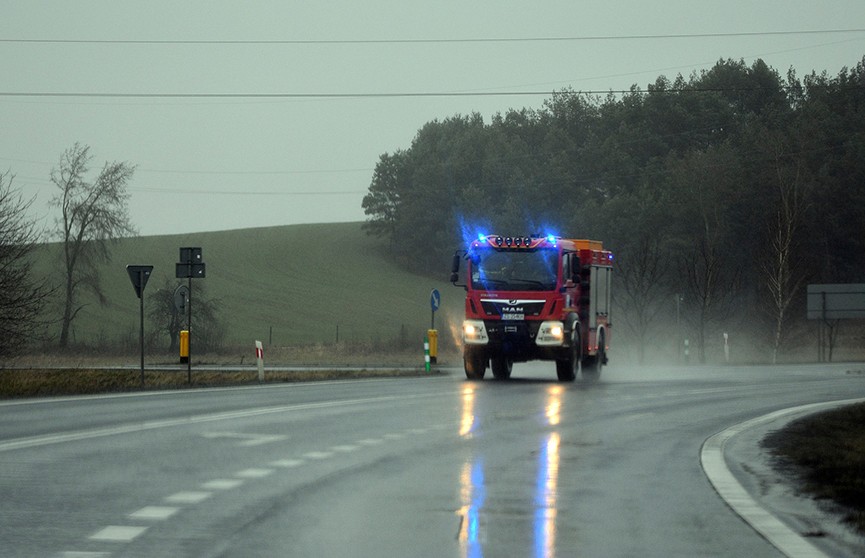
[31,222,463,356]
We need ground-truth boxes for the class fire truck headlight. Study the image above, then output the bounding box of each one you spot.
[463,320,489,345]
[536,321,565,346]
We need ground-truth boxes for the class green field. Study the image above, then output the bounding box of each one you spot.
[31,222,463,355]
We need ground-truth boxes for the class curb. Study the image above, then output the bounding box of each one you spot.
[701,398,865,558]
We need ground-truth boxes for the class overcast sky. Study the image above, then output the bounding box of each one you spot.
[2,1,864,237]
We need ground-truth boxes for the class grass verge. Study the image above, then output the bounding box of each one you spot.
[0,367,440,398]
[763,402,865,534]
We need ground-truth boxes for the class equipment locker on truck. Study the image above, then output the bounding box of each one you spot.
[451,234,613,381]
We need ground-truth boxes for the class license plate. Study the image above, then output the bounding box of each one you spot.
[502,313,524,320]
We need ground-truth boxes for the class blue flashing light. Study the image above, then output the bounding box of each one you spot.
[546,234,557,245]
[477,233,487,243]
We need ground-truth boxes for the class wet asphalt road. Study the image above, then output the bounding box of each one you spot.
[1,362,864,557]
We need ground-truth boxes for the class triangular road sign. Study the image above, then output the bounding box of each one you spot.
[126,265,154,299]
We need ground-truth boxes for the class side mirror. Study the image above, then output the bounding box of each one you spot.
[451,253,461,275]
[450,251,466,288]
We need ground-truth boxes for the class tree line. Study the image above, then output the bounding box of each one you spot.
[362,57,865,363]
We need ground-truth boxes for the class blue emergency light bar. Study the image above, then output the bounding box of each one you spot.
[474,233,560,249]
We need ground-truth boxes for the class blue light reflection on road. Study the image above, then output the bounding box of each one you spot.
[458,383,485,557]
[535,386,563,558]
[456,383,564,558]
[457,459,486,558]
[534,432,560,558]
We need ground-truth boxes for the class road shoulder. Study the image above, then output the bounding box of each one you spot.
[702,399,865,558]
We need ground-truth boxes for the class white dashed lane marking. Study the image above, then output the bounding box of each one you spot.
[165,491,212,504]
[202,431,288,447]
[270,458,304,468]
[235,468,274,479]
[129,506,180,520]
[331,444,359,452]
[89,525,148,542]
[202,479,245,490]
[303,450,334,460]
[65,423,449,556]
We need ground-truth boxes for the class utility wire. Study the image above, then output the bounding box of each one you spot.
[0,85,857,99]
[1,29,864,45]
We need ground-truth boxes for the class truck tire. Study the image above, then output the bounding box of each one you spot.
[582,333,604,382]
[555,329,580,382]
[491,357,513,380]
[464,347,487,380]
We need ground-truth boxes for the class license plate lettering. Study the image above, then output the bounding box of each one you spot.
[502,313,525,320]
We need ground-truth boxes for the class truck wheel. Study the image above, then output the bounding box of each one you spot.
[555,330,580,382]
[582,335,604,382]
[464,348,487,380]
[491,357,512,380]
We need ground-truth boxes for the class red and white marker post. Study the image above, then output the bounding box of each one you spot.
[255,340,264,383]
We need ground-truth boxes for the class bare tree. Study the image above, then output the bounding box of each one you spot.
[50,143,136,348]
[759,130,811,364]
[0,170,51,357]
[147,278,185,354]
[148,278,225,354]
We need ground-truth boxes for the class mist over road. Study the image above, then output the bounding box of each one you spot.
[2,363,862,557]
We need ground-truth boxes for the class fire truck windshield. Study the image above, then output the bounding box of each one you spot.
[470,248,559,291]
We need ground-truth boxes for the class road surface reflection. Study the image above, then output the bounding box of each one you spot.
[457,384,563,558]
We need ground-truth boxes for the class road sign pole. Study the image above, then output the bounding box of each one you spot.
[176,247,205,384]
[126,265,153,388]
[139,270,145,387]
[188,276,192,384]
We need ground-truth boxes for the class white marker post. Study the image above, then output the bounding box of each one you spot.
[255,340,264,383]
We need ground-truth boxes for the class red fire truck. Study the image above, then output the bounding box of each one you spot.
[450,234,613,381]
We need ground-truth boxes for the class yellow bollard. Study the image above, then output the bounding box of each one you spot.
[180,330,189,364]
[427,329,438,364]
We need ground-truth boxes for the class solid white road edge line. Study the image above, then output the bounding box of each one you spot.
[701,397,865,558]
[0,393,444,453]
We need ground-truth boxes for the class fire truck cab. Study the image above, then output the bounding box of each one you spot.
[451,234,613,382]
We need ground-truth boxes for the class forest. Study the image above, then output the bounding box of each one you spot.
[362,57,865,364]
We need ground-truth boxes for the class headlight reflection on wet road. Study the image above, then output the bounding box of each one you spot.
[457,383,564,558]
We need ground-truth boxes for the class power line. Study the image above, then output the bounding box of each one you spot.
[0,91,553,99]
[131,186,365,196]
[0,85,857,100]
[1,29,864,45]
